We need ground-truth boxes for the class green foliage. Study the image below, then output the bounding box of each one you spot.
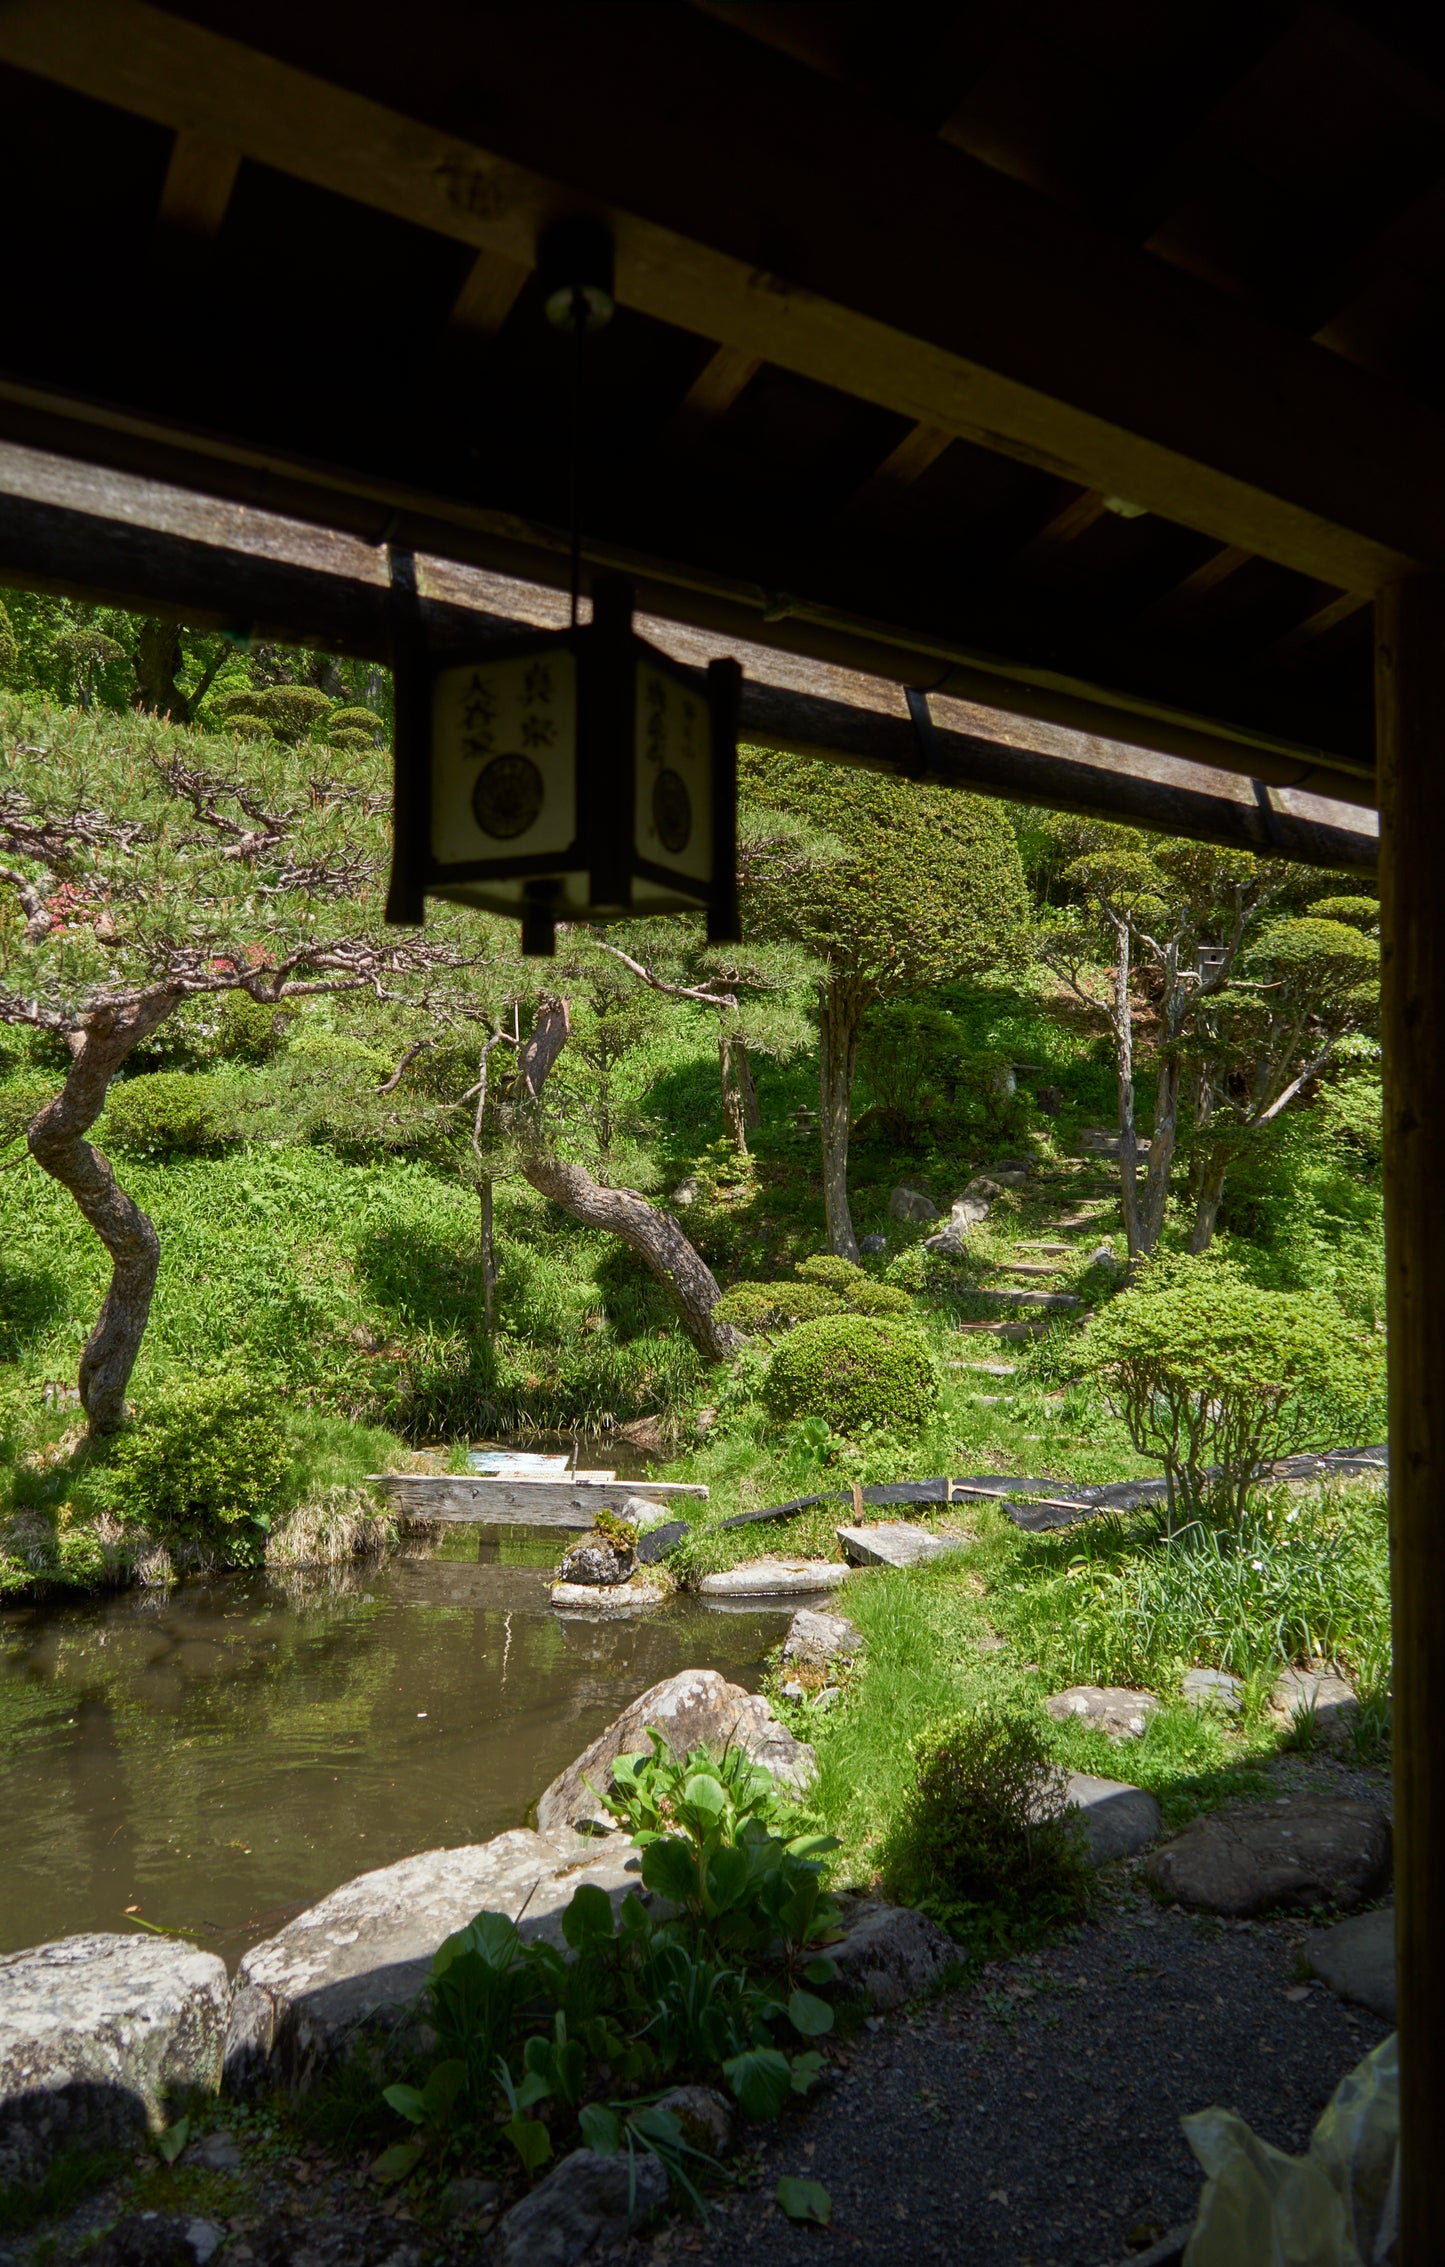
[102,1376,292,1550]
[849,1279,911,1316]
[1081,1259,1384,1523]
[738,747,1029,996]
[329,705,384,742]
[213,989,289,1063]
[884,1706,1094,1946]
[763,1315,940,1436]
[795,1254,863,1290]
[776,2176,832,2225]
[211,684,335,743]
[1006,1485,1391,1692]
[102,1071,238,1156]
[372,1751,839,2194]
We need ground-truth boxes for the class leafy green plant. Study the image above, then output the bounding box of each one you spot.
[102,1376,292,1550]
[1081,1260,1385,1525]
[795,1254,864,1291]
[102,1071,237,1156]
[763,1314,940,1437]
[885,1705,1093,1948]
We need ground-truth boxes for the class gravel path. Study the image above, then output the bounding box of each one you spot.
[672,1879,1389,2267]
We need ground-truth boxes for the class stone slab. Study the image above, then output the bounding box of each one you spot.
[836,1522,969,1568]
[1271,1664,1359,1745]
[1063,1773,1162,1864]
[1046,1685,1161,1738]
[1182,1667,1243,1712]
[1145,1797,1391,1917]
[1307,1905,1396,2019]
[550,1578,665,1612]
[223,1830,642,2094]
[698,1557,850,1596]
[0,1932,230,2184]
[535,1668,816,1836]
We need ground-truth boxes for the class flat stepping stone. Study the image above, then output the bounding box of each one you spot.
[1064,1772,1161,1864]
[698,1557,849,1596]
[1145,1796,1391,1917]
[1002,1262,1066,1279]
[1046,1684,1161,1738]
[836,1522,969,1568]
[1015,1241,1070,1253]
[550,1577,666,1612]
[1182,1667,1244,1713]
[963,1360,1016,1376]
[1306,1905,1396,2019]
[970,1287,1081,1309]
[0,1933,230,2184]
[1271,1664,1358,1745]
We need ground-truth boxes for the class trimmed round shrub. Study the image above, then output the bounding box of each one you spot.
[849,1280,912,1317]
[713,1281,848,1334]
[0,1075,55,1149]
[763,1314,939,1435]
[102,1071,236,1155]
[106,1377,293,1550]
[214,989,288,1064]
[329,705,384,741]
[796,1254,864,1291]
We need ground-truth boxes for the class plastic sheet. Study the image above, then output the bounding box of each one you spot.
[1182,2034,1398,2267]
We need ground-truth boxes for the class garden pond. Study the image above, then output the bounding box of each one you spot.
[0,1498,790,1968]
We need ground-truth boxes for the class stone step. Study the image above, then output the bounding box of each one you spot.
[1000,1262,1066,1279]
[1015,1240,1071,1253]
[968,1287,1081,1310]
[836,1522,970,1568]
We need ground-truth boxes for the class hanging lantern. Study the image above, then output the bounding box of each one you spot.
[385,216,740,956]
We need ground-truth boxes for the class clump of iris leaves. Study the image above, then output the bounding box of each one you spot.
[363,1736,841,2220]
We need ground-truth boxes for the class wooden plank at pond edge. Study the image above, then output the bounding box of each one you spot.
[368,1474,705,1527]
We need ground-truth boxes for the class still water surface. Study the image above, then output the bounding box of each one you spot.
[0,1529,789,1967]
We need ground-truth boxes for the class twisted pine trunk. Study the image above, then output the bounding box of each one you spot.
[818,973,863,1263]
[27,994,179,1432]
[516,999,740,1364]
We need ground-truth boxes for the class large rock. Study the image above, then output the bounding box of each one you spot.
[1064,1773,1162,1863]
[493,2144,668,2266]
[1271,1664,1359,1747]
[888,1185,939,1223]
[1181,1667,1243,1713]
[698,1557,849,1596]
[780,1606,863,1667]
[90,2215,227,2267]
[653,2083,734,2157]
[550,1577,665,1613]
[1307,1905,1396,2020]
[1046,1685,1161,1738]
[1145,1797,1391,1917]
[535,1668,817,1836]
[829,1902,955,2011]
[223,1830,642,2094]
[556,1535,634,1585]
[0,1932,230,2184]
[836,1521,968,1568]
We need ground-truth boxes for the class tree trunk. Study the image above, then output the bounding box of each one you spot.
[520,1152,740,1362]
[818,974,863,1262]
[131,621,190,723]
[1188,1154,1229,1255]
[719,1030,749,1155]
[735,1040,761,1131]
[480,1176,496,1333]
[1110,925,1145,1257]
[1138,1056,1181,1252]
[515,997,740,1363]
[27,993,179,1432]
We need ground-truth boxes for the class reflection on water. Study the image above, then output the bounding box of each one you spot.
[0,1529,790,1968]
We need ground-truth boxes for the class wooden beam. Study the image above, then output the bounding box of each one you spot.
[369,1474,705,1526]
[1376,574,1445,2264]
[662,345,762,450]
[155,125,239,238]
[447,249,529,339]
[1268,590,1372,668]
[837,421,953,519]
[0,439,1378,870]
[5,0,1445,589]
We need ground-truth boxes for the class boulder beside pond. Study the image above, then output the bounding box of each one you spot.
[223,1829,642,2095]
[534,1668,816,1835]
[1145,1797,1391,1917]
[0,1932,230,2184]
[780,1605,863,1667]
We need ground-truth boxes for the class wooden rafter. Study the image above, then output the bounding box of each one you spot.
[5,0,1445,594]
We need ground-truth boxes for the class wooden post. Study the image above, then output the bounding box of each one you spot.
[1376,576,1445,2260]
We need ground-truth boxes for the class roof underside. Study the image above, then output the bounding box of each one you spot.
[1,1,1440,844]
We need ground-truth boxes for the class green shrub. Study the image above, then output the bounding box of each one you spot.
[763,1315,939,1436]
[212,684,334,743]
[849,1280,911,1317]
[1081,1258,1385,1524]
[105,1377,292,1550]
[101,1071,236,1155]
[329,705,384,742]
[884,1706,1093,1944]
[713,1281,848,1334]
[796,1254,864,1291]
[214,989,288,1063]
[0,1076,53,1149]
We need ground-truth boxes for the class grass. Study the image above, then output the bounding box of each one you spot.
[0,2147,124,2237]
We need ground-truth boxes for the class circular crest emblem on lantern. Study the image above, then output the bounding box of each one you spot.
[472,754,544,840]
[653,768,692,854]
